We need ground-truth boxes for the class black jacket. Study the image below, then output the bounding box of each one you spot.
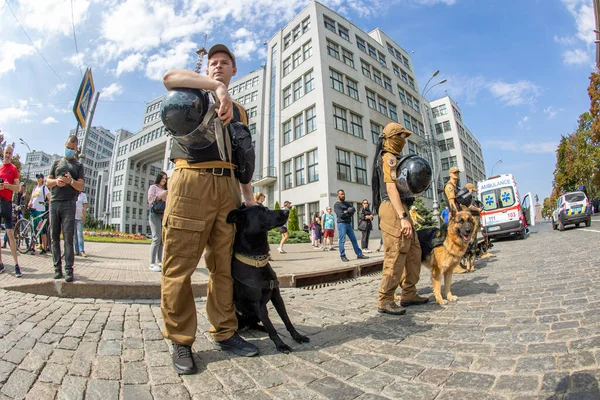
[358,208,373,231]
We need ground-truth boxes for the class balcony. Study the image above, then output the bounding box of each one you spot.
[252,167,277,187]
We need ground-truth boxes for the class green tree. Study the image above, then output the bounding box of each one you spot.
[288,206,299,231]
[274,201,280,210]
[413,197,436,228]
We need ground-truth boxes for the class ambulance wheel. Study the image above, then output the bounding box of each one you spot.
[575,223,580,228]
[558,220,565,231]
[552,219,557,230]
[518,229,526,240]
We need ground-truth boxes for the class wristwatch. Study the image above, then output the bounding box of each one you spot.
[397,212,408,220]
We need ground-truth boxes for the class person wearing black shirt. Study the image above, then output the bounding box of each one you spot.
[334,190,369,263]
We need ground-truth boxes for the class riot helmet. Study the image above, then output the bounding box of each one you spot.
[395,155,432,199]
[160,88,219,150]
[455,187,473,208]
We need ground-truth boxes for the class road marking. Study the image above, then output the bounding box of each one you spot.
[581,229,600,233]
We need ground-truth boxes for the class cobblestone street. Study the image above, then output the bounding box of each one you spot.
[0,219,599,399]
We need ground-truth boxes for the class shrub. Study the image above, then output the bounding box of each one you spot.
[274,201,280,210]
[267,230,310,244]
[288,206,300,231]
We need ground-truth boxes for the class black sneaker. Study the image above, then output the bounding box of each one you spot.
[357,255,369,260]
[40,250,47,255]
[54,270,63,279]
[172,344,197,375]
[65,269,74,283]
[0,264,4,274]
[14,265,22,278]
[341,256,349,262]
[216,333,258,357]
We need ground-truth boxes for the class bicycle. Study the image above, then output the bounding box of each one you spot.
[14,208,52,255]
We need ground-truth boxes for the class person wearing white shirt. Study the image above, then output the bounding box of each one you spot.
[28,174,51,254]
[74,191,88,257]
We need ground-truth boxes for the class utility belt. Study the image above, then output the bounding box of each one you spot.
[174,159,236,177]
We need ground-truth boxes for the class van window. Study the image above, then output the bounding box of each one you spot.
[482,187,516,211]
[565,192,586,203]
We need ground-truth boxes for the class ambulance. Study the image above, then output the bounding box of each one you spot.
[477,174,536,240]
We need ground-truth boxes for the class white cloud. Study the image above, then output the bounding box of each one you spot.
[65,53,87,71]
[553,35,576,46]
[488,81,541,106]
[233,39,260,61]
[485,140,557,154]
[414,0,457,4]
[562,48,591,65]
[42,117,59,124]
[18,0,91,36]
[0,107,32,125]
[100,83,123,100]
[0,41,35,77]
[145,41,197,81]
[543,106,564,119]
[116,53,145,76]
[233,28,252,39]
[518,116,529,129]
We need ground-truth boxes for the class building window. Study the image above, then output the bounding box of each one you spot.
[350,113,363,139]
[435,123,443,134]
[306,106,317,133]
[302,17,310,33]
[402,55,410,70]
[342,49,354,68]
[304,70,314,93]
[383,75,392,92]
[283,120,292,145]
[293,79,303,101]
[308,149,318,183]
[303,41,313,60]
[346,78,359,100]
[295,156,305,186]
[366,89,376,109]
[389,103,398,122]
[368,44,377,59]
[338,25,350,41]
[355,154,368,184]
[336,149,352,182]
[292,50,302,68]
[327,40,340,59]
[330,69,344,92]
[443,120,451,132]
[371,121,382,144]
[403,112,412,131]
[372,68,383,86]
[324,16,336,32]
[387,42,395,55]
[333,105,348,132]
[441,157,449,171]
[438,139,447,152]
[283,57,291,76]
[408,141,417,154]
[283,34,291,50]
[378,51,386,67]
[449,156,458,167]
[378,97,388,117]
[283,161,292,189]
[361,60,371,79]
[294,114,304,139]
[356,35,366,52]
[398,86,406,103]
[292,25,301,41]
[249,123,256,136]
[283,87,291,108]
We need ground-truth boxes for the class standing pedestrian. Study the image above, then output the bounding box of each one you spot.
[311,212,322,248]
[321,206,335,251]
[0,145,22,277]
[334,190,369,262]
[371,123,429,315]
[440,206,450,224]
[277,200,291,253]
[74,191,88,257]
[46,135,85,283]
[358,199,374,253]
[148,172,168,272]
[161,44,259,375]
[28,174,50,255]
[254,192,265,206]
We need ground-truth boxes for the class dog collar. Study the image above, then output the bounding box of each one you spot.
[234,253,269,268]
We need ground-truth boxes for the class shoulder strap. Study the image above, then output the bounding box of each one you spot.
[233,102,248,125]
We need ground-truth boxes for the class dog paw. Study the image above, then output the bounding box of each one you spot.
[436,299,448,305]
[447,295,458,302]
[276,343,293,354]
[292,333,310,343]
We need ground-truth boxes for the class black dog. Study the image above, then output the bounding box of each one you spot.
[226,205,310,353]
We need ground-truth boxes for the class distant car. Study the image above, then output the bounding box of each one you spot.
[552,191,591,231]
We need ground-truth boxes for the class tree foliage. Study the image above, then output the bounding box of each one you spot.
[588,71,600,144]
[413,197,436,228]
[542,197,553,218]
[288,206,300,231]
[273,201,280,210]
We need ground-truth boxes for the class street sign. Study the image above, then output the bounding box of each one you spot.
[73,68,95,128]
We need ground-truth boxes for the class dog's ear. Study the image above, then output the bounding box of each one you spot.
[226,209,246,225]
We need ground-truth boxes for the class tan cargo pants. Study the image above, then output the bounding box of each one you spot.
[378,200,422,307]
[161,168,240,345]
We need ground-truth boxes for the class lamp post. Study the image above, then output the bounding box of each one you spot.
[491,159,503,176]
[419,71,447,227]
[19,138,32,182]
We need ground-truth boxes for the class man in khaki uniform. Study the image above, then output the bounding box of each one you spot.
[374,122,429,315]
[465,183,495,259]
[444,166,460,213]
[161,44,259,375]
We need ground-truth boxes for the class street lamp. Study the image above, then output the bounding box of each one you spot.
[491,159,503,176]
[419,71,447,227]
[19,138,32,182]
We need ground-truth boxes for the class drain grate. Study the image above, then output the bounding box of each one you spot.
[300,269,382,290]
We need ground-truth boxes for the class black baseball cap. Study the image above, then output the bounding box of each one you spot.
[35,173,44,179]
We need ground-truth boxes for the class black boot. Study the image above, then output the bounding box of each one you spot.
[54,268,63,279]
[65,268,74,283]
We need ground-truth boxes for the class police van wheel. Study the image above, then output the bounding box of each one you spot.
[558,221,565,231]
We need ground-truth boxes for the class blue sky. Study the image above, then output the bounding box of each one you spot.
[0,0,594,202]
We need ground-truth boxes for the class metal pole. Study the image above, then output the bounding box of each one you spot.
[419,104,440,227]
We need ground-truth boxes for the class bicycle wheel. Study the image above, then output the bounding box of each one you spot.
[14,219,34,254]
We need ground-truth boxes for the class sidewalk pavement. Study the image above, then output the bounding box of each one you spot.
[0,240,383,299]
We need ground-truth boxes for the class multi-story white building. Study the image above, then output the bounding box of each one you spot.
[429,96,486,188]
[253,1,433,228]
[22,150,60,181]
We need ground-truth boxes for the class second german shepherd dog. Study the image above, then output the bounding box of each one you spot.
[417,210,475,305]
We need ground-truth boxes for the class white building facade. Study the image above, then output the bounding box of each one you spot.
[22,151,60,181]
[253,2,433,228]
[429,96,486,188]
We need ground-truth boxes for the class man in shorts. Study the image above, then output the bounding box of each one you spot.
[321,206,335,251]
[277,200,291,253]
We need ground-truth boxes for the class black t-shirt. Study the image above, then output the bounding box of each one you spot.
[49,157,84,202]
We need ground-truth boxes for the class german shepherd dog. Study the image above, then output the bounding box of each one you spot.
[417,210,475,305]
[226,205,310,353]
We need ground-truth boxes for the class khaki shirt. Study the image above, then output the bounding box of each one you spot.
[382,152,398,183]
[445,181,458,211]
